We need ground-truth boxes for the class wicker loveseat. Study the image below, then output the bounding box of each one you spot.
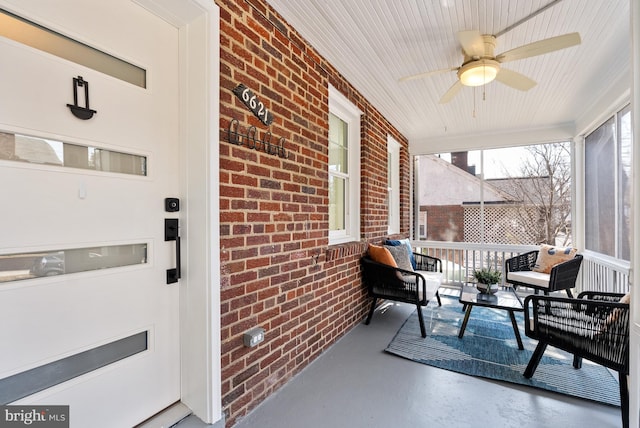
[505,249,583,297]
[361,252,442,338]
[523,291,630,428]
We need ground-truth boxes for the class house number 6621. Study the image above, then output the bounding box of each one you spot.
[232,84,274,126]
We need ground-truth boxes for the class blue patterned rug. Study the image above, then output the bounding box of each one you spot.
[385,294,621,406]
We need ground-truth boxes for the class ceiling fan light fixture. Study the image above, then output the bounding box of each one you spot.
[458,59,500,86]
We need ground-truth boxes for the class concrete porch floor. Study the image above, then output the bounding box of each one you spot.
[180,288,622,428]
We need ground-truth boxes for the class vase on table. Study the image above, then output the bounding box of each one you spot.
[476,283,499,294]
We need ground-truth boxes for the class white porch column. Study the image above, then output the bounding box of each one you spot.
[629,0,640,425]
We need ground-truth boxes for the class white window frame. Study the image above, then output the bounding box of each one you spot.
[328,85,362,245]
[387,135,400,234]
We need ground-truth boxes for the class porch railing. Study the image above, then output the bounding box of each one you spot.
[411,241,630,295]
[580,250,630,294]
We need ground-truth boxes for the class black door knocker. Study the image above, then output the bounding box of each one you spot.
[67,76,96,120]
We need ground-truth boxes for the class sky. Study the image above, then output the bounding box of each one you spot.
[470,146,533,179]
[439,146,533,179]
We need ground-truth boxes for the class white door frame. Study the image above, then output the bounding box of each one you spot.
[133,0,221,424]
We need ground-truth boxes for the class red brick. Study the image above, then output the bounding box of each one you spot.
[219,0,410,425]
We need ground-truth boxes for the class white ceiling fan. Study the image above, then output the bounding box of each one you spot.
[400,30,581,104]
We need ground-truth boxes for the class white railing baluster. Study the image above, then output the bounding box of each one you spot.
[411,241,630,294]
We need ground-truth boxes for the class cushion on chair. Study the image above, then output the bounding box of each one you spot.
[385,238,416,269]
[384,244,414,271]
[532,244,577,274]
[620,292,631,305]
[603,292,631,328]
[507,270,551,288]
[368,244,397,267]
[402,271,442,301]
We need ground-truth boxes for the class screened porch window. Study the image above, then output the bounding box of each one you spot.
[584,104,631,261]
[417,143,572,247]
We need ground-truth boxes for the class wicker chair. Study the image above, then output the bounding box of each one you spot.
[361,253,443,338]
[524,291,630,428]
[505,250,583,297]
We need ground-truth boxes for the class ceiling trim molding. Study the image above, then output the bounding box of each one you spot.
[409,122,576,155]
[574,68,631,137]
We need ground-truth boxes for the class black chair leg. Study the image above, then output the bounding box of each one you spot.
[565,288,574,298]
[416,304,427,338]
[572,354,582,369]
[365,298,377,325]
[619,372,629,428]
[436,290,442,306]
[524,341,548,378]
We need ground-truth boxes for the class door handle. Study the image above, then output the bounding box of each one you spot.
[165,218,181,284]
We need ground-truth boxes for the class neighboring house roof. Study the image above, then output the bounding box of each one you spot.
[0,133,62,165]
[488,176,553,206]
[16,140,63,165]
[418,155,512,205]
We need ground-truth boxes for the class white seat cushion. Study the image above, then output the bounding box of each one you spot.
[507,270,550,289]
[403,271,442,300]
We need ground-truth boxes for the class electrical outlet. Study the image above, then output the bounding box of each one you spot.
[243,327,265,347]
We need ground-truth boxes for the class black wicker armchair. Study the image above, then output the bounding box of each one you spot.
[505,250,583,297]
[524,291,630,428]
[361,253,443,338]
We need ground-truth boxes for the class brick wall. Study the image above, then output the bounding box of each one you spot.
[217,0,409,425]
[422,205,464,242]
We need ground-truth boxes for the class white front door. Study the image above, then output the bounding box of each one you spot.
[0,1,182,426]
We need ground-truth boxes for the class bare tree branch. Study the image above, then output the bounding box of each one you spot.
[499,143,572,245]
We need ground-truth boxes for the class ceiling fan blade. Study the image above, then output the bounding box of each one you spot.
[496,32,581,63]
[399,67,458,82]
[458,30,485,57]
[495,68,537,91]
[439,81,463,104]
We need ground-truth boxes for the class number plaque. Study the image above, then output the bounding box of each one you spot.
[232,84,274,126]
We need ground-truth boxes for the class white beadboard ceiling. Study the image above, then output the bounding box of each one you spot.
[266,0,631,154]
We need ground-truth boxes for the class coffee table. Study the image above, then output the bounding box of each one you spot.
[458,284,525,350]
